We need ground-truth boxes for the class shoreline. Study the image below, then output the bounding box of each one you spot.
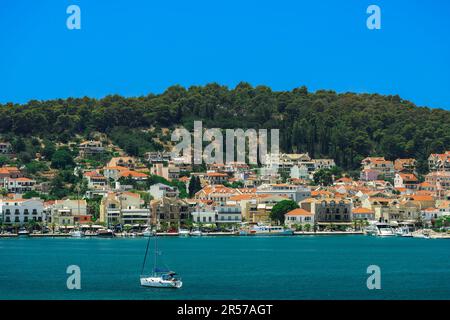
[1,231,449,239]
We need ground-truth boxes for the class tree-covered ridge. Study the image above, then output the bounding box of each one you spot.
[1,82,449,172]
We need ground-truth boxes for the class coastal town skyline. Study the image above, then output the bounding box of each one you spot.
[1,0,450,305]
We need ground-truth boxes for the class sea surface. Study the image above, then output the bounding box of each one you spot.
[0,235,449,300]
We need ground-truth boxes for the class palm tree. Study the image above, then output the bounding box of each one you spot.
[304,224,311,232]
[50,222,56,234]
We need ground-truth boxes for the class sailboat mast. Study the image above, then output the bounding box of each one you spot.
[141,234,151,275]
[154,235,158,273]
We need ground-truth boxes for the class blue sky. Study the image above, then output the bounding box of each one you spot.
[1,0,449,109]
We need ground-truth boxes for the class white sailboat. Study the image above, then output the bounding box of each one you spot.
[142,227,154,237]
[140,235,182,288]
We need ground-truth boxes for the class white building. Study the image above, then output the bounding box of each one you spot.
[421,207,442,225]
[256,183,311,202]
[149,183,179,200]
[0,198,45,225]
[0,142,12,154]
[121,207,151,225]
[1,177,36,194]
[284,208,314,228]
[290,165,310,180]
[216,204,242,223]
[191,205,216,224]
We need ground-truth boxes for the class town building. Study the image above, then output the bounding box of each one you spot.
[47,199,90,226]
[428,151,450,172]
[361,157,395,180]
[78,140,105,157]
[256,183,311,202]
[215,203,242,224]
[149,183,179,200]
[284,208,314,228]
[99,192,150,226]
[394,173,419,191]
[0,142,12,155]
[84,171,108,189]
[0,198,45,225]
[150,197,191,228]
[394,158,416,173]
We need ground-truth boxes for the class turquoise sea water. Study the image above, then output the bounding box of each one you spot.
[0,236,449,300]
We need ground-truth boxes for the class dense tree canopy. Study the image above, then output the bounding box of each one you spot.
[1,83,450,172]
[270,200,299,224]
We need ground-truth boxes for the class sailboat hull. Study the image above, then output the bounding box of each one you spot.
[140,277,182,288]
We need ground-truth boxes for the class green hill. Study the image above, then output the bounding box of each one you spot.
[1,82,449,172]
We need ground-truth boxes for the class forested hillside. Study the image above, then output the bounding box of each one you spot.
[1,82,449,172]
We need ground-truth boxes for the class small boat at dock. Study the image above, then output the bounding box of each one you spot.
[97,229,115,237]
[18,229,30,237]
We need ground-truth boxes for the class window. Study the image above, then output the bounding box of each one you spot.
[24,209,29,215]
[32,209,37,215]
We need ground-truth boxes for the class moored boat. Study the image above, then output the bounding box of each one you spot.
[190,229,203,236]
[244,224,293,236]
[142,227,154,237]
[178,229,190,237]
[365,222,395,236]
[70,230,84,238]
[97,229,115,237]
[17,229,30,237]
[140,234,182,288]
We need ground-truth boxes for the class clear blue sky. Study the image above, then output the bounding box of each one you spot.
[1,0,449,109]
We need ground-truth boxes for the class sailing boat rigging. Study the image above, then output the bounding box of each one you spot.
[140,234,182,288]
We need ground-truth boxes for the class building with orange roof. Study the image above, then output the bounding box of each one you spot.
[394,173,419,190]
[0,176,36,194]
[83,171,107,189]
[421,207,441,225]
[425,171,450,191]
[119,170,148,181]
[103,166,128,180]
[394,158,416,173]
[284,208,314,227]
[204,171,229,185]
[107,156,137,169]
[428,151,450,172]
[361,157,395,180]
[404,194,435,209]
[352,207,375,221]
[195,185,240,205]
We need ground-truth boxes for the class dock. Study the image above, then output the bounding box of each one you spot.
[293,231,365,236]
